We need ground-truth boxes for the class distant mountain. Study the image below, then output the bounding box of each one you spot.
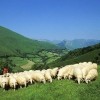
[0,26,60,56]
[57,39,100,50]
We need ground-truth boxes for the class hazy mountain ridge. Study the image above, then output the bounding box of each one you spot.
[55,39,100,50]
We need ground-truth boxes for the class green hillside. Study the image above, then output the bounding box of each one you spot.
[0,26,59,56]
[47,43,100,68]
[0,26,68,73]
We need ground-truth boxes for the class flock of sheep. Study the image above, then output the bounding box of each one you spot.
[0,62,98,91]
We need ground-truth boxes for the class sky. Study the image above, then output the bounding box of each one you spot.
[0,0,100,40]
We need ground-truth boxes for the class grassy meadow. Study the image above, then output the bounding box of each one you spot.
[0,26,100,100]
[0,65,99,100]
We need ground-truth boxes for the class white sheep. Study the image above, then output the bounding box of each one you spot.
[44,70,52,83]
[0,76,9,90]
[82,63,98,79]
[64,65,74,80]
[57,65,70,80]
[0,75,4,87]
[85,69,98,84]
[15,74,27,88]
[21,72,33,84]
[8,75,17,91]
[73,67,83,84]
[29,71,46,84]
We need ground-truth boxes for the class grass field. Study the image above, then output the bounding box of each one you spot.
[0,65,99,100]
[21,60,35,70]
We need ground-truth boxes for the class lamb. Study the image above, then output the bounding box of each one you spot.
[73,67,83,84]
[85,69,98,84]
[8,75,17,91]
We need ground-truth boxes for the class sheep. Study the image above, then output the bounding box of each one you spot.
[82,63,98,79]
[0,75,4,87]
[29,71,46,84]
[73,67,83,84]
[44,70,52,83]
[8,75,17,91]
[15,74,27,88]
[57,65,70,80]
[64,65,74,80]
[85,69,98,84]
[0,76,9,91]
[21,72,33,84]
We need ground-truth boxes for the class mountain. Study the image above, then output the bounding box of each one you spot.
[0,26,60,56]
[47,43,100,68]
[56,39,100,50]
[39,39,100,50]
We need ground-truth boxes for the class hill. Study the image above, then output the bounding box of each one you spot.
[0,26,60,56]
[47,43,100,68]
[0,26,68,73]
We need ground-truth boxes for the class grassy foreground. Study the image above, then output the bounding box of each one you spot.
[0,66,100,100]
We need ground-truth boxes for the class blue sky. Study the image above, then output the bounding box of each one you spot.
[0,0,100,40]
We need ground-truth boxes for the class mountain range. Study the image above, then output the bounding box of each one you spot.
[40,39,100,50]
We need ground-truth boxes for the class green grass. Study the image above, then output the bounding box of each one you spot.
[0,66,100,100]
[9,57,28,66]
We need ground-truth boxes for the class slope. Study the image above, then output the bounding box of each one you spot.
[47,43,100,67]
[0,26,59,56]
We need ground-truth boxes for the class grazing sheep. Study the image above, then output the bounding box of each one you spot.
[15,74,27,88]
[64,65,74,80]
[82,63,98,79]
[0,75,4,87]
[21,72,33,84]
[8,76,17,91]
[29,71,46,84]
[0,76,9,90]
[73,67,83,84]
[85,69,98,84]
[57,65,70,80]
[44,70,52,83]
